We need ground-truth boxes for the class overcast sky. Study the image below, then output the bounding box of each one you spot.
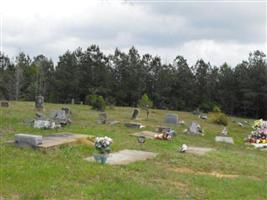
[0,0,266,66]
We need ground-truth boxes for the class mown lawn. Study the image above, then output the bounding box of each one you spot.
[0,101,267,200]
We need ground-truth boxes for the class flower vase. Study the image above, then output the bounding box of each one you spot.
[93,153,108,164]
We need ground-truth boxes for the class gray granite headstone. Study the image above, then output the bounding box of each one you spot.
[164,114,178,124]
[125,122,144,129]
[35,95,44,110]
[62,107,71,115]
[50,110,71,125]
[131,108,140,120]
[187,121,203,135]
[15,134,43,147]
[71,98,75,104]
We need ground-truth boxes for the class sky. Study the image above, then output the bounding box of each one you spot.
[0,0,266,66]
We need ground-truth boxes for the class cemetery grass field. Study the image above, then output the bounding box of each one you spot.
[1,101,267,200]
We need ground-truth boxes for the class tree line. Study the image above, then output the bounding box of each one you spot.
[0,45,266,119]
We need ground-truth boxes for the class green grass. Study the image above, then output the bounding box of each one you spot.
[0,101,267,200]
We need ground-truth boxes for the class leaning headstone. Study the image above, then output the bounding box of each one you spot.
[0,101,9,107]
[164,114,178,124]
[99,112,108,124]
[131,108,140,120]
[15,134,43,147]
[35,95,44,111]
[71,98,75,104]
[187,121,203,135]
[215,127,234,144]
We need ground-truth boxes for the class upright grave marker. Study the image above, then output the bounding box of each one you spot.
[35,95,44,111]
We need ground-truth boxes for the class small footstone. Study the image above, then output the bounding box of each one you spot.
[85,149,158,165]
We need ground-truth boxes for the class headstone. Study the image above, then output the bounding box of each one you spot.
[62,107,71,115]
[33,119,56,129]
[215,127,234,144]
[71,98,75,104]
[50,110,71,125]
[80,101,83,105]
[199,114,208,120]
[187,121,203,135]
[35,95,44,111]
[0,101,9,107]
[99,112,108,124]
[131,108,140,120]
[15,134,43,147]
[35,112,45,120]
[164,114,178,124]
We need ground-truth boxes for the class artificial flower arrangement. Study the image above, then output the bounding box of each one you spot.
[94,136,113,164]
[95,136,113,154]
[247,119,267,144]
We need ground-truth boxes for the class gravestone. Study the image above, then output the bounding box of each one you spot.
[199,114,208,120]
[62,107,71,115]
[71,98,75,104]
[215,127,234,144]
[35,112,45,120]
[164,114,178,124]
[35,95,44,111]
[99,112,108,124]
[1,101,9,107]
[131,108,140,120]
[50,110,71,125]
[33,119,56,129]
[187,121,203,135]
[15,134,43,147]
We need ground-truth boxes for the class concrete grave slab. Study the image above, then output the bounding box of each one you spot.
[125,122,145,129]
[13,132,94,150]
[185,146,214,155]
[215,136,234,144]
[85,149,158,165]
[15,134,43,147]
[130,131,157,139]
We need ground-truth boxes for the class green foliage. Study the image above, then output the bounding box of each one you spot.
[213,105,222,113]
[89,95,106,111]
[138,93,153,109]
[199,101,218,113]
[211,112,228,126]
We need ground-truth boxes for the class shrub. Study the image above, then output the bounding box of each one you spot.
[212,105,221,113]
[211,112,228,126]
[88,95,106,111]
[138,93,153,119]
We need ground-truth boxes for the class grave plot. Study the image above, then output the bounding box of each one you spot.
[164,114,179,124]
[246,119,267,148]
[98,112,119,125]
[13,132,94,150]
[124,122,145,129]
[215,127,234,144]
[181,146,214,155]
[85,149,158,165]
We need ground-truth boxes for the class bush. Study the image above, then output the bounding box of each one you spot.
[211,112,228,126]
[212,105,221,113]
[88,95,106,111]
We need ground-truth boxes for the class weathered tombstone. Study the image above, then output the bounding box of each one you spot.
[99,112,108,124]
[50,110,71,125]
[33,119,56,129]
[35,95,44,111]
[62,107,71,115]
[199,114,208,120]
[15,134,43,147]
[131,108,140,120]
[187,121,203,135]
[164,114,178,124]
[35,112,45,120]
[215,127,234,144]
[80,101,83,105]
[0,101,9,107]
[71,98,75,104]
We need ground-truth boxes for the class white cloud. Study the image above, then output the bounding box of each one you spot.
[0,0,266,66]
